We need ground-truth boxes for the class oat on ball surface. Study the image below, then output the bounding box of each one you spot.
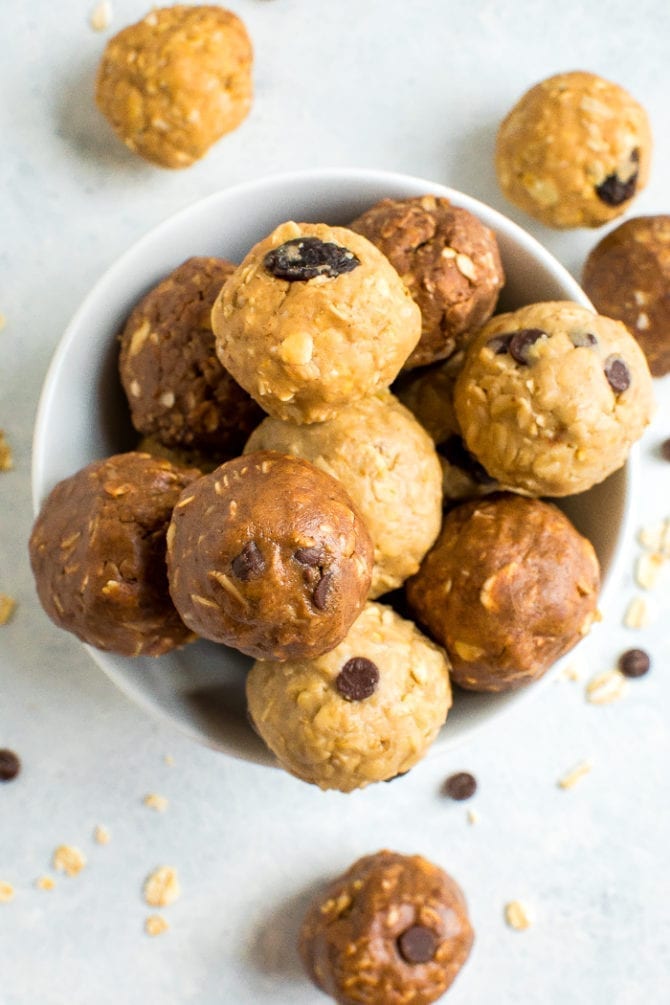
[453,301,654,497]
[244,391,443,598]
[406,493,600,692]
[212,222,421,424]
[95,5,253,169]
[29,452,199,657]
[582,215,670,377]
[119,257,263,456]
[246,602,451,791]
[496,70,652,228]
[299,850,473,1005]
[166,451,373,661]
[350,195,504,368]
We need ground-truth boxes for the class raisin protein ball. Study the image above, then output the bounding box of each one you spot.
[350,195,504,368]
[95,5,253,168]
[246,602,451,791]
[453,301,654,497]
[166,452,373,661]
[406,494,600,692]
[299,850,474,1005]
[244,392,443,597]
[119,257,263,456]
[583,215,670,377]
[211,222,421,423]
[496,71,652,228]
[29,452,199,657]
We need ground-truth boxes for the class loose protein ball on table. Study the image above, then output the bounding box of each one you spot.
[244,391,443,598]
[453,301,654,497]
[350,195,504,368]
[211,222,421,423]
[166,451,374,661]
[95,5,253,168]
[299,850,474,1005]
[582,215,670,377]
[119,256,263,457]
[495,70,652,228]
[246,602,451,791]
[406,494,600,692]
[29,452,200,657]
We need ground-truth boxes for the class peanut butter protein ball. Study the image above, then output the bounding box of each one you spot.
[299,850,474,1004]
[496,71,652,228]
[95,5,253,168]
[212,222,421,423]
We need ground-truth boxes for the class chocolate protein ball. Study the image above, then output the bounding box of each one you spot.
[119,256,263,456]
[299,850,474,1004]
[453,301,654,497]
[95,5,253,168]
[406,494,600,692]
[212,221,421,423]
[496,71,652,228]
[582,215,670,377]
[29,452,199,657]
[166,451,374,660]
[246,602,451,791]
[244,392,443,597]
[350,195,504,368]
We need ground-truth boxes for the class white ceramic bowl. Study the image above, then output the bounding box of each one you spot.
[32,168,634,766]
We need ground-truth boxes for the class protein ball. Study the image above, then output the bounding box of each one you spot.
[211,222,421,424]
[166,452,374,661]
[246,602,451,791]
[406,494,600,692]
[453,301,654,497]
[119,257,263,455]
[350,195,504,368]
[244,392,443,597]
[298,850,474,1004]
[29,452,199,656]
[495,71,652,228]
[95,5,253,169]
[582,215,670,377]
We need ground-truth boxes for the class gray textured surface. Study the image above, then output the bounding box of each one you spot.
[1,1,669,1002]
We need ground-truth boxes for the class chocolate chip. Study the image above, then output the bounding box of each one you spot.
[486,333,513,355]
[335,657,379,701]
[659,438,670,462]
[443,771,477,801]
[437,435,495,485]
[618,648,651,678]
[231,540,266,581]
[595,152,639,206]
[312,572,333,610]
[0,749,21,782]
[294,546,323,567]
[508,328,547,365]
[604,356,631,393]
[263,237,360,281]
[569,331,598,348]
[397,925,438,964]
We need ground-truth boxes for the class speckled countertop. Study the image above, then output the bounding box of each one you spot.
[1,2,669,1003]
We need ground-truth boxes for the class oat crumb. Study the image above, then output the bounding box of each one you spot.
[90,1,113,31]
[94,824,111,845]
[586,668,628,705]
[145,914,170,937]
[0,881,15,902]
[504,899,533,930]
[35,876,56,891]
[623,596,653,629]
[53,844,87,877]
[143,793,169,813]
[466,808,480,825]
[0,313,6,331]
[635,551,666,590]
[558,660,583,682]
[0,431,13,471]
[557,759,593,790]
[143,866,180,908]
[0,594,16,625]
[163,754,175,767]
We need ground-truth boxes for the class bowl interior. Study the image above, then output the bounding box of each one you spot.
[32,168,633,765]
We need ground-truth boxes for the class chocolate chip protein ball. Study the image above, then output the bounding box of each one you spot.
[29,452,199,656]
[246,602,451,791]
[119,256,263,456]
[244,392,442,597]
[299,850,474,1004]
[406,494,600,692]
[95,5,253,168]
[453,301,654,496]
[212,222,421,423]
[582,216,670,377]
[166,452,373,660]
[350,195,504,368]
[496,71,652,228]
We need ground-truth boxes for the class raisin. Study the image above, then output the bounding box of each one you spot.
[263,237,360,281]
